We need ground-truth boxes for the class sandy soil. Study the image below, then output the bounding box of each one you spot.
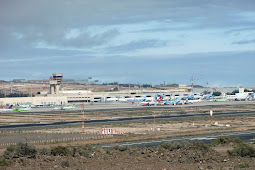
[1,143,255,170]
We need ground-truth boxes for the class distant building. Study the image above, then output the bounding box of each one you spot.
[27,80,48,84]
[12,79,28,83]
[62,78,97,84]
[62,79,89,84]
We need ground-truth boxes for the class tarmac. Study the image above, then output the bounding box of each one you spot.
[17,100,255,113]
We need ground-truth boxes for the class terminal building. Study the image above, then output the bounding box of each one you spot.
[0,73,246,106]
[0,73,68,106]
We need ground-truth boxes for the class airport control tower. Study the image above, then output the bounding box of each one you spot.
[49,73,63,95]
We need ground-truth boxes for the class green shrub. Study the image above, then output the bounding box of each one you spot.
[211,137,243,146]
[159,141,180,151]
[189,141,209,151]
[38,148,50,155]
[118,146,128,152]
[234,163,250,168]
[3,145,15,159]
[15,143,37,158]
[61,160,70,168]
[0,157,8,166]
[4,143,37,159]
[228,143,255,157]
[157,147,165,153]
[80,150,91,157]
[51,146,69,156]
[159,141,209,152]
[106,149,111,155]
[77,145,93,157]
[79,145,92,151]
[111,145,128,152]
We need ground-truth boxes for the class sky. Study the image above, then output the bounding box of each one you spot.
[0,0,255,87]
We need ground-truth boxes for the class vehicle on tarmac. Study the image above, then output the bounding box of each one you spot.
[13,105,31,112]
[61,104,75,110]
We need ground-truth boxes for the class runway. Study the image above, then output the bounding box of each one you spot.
[1,110,255,131]
[95,129,255,148]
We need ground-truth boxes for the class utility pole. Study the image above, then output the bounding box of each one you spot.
[206,81,209,94]
[81,104,85,134]
[190,76,199,93]
[30,85,33,97]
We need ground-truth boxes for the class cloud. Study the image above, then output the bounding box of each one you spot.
[107,39,167,53]
[38,28,119,49]
[0,0,255,86]
[233,39,255,44]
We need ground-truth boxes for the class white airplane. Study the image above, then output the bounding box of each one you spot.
[226,95,248,101]
[106,97,119,102]
[0,105,14,113]
[187,98,203,104]
[118,96,134,102]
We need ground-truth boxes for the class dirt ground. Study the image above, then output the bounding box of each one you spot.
[1,104,255,169]
[1,143,255,170]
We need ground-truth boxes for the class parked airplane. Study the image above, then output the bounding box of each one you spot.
[13,105,31,112]
[209,96,227,102]
[163,98,181,105]
[201,92,213,99]
[226,94,249,101]
[119,96,134,102]
[192,93,203,99]
[61,104,75,110]
[133,95,147,102]
[180,94,195,100]
[247,93,255,100]
[140,100,157,106]
[141,95,162,106]
[187,98,203,104]
[106,97,119,102]
[0,105,14,113]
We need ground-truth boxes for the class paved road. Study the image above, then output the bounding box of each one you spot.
[95,129,255,148]
[1,110,255,131]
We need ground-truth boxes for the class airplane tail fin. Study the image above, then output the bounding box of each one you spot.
[188,95,194,100]
[142,95,147,100]
[154,95,158,100]
[8,105,13,109]
[156,95,162,102]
